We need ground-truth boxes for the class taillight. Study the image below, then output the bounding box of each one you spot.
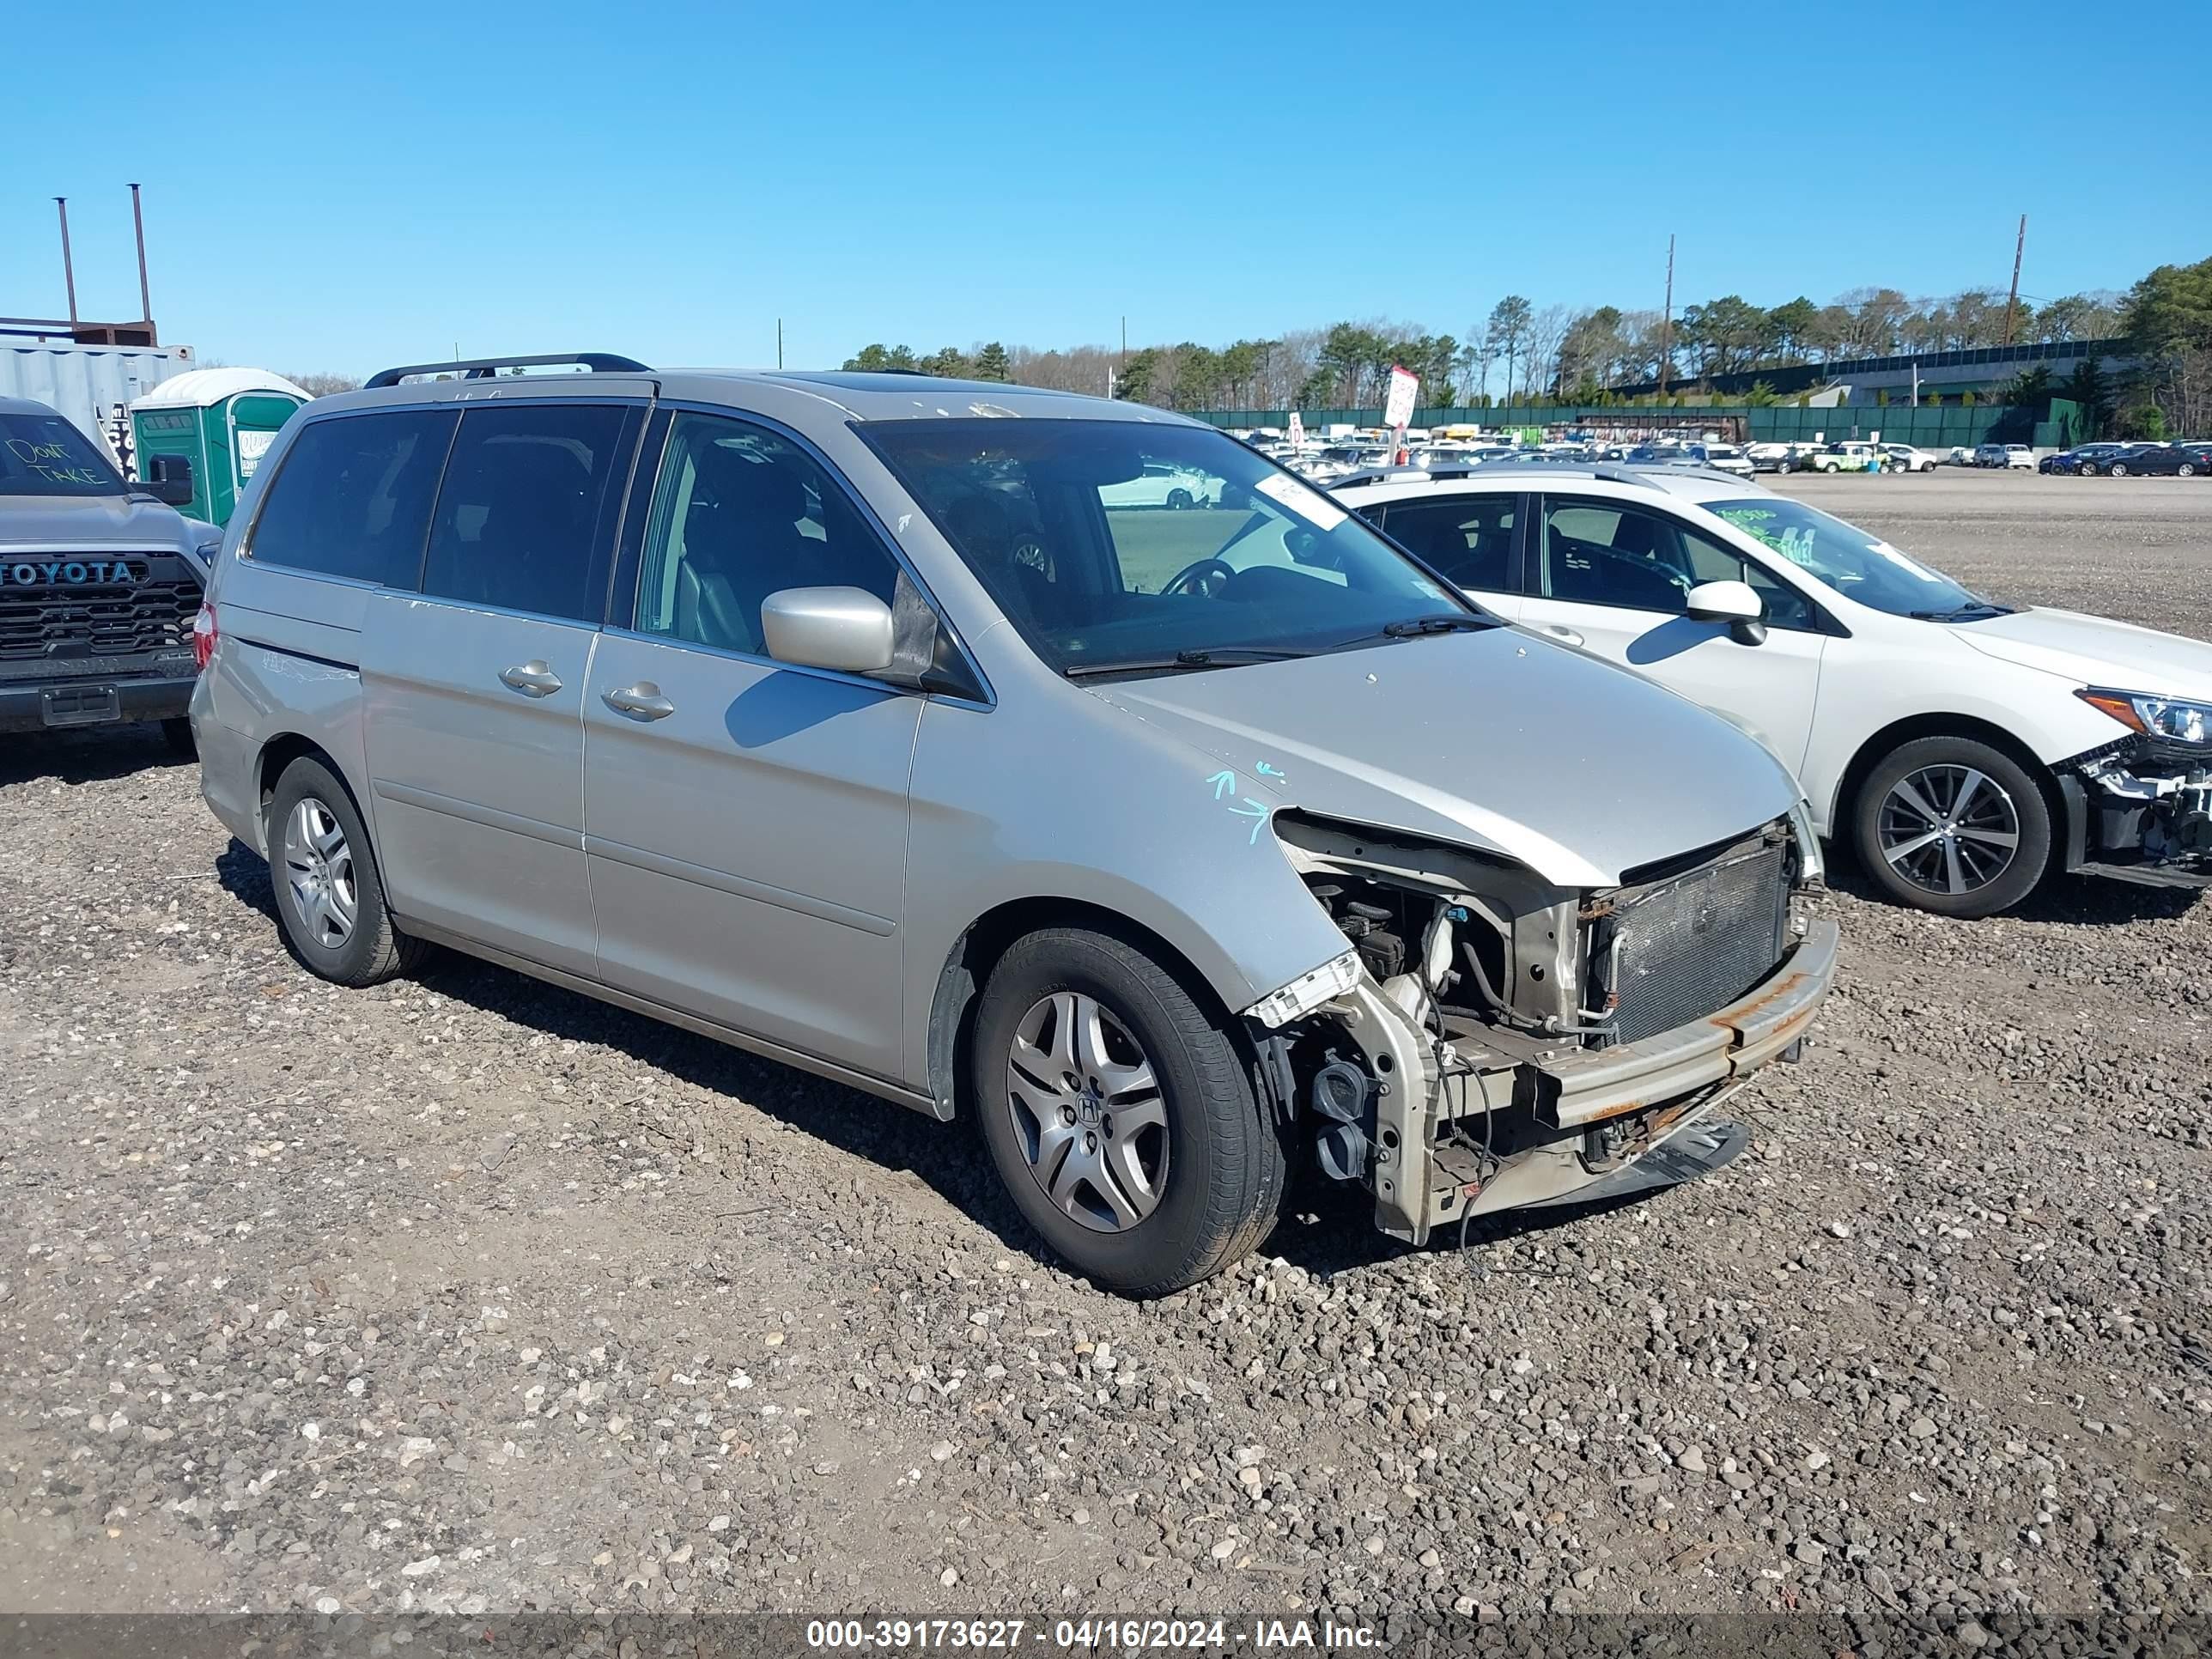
[192,601,217,671]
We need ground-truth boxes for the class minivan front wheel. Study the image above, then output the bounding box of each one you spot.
[1852,736,2051,918]
[973,927,1288,1295]
[266,756,427,986]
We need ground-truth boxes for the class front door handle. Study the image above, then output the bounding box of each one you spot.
[604,681,676,720]
[1544,624,1584,647]
[500,659,563,696]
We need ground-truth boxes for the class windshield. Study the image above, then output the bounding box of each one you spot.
[862,418,1480,675]
[1703,496,1996,619]
[0,410,126,497]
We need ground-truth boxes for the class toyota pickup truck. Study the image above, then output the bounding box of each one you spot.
[2,395,215,747]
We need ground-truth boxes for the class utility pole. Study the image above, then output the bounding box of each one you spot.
[1657,233,1674,398]
[777,318,783,370]
[128,183,153,325]
[2001,214,2027,349]
[55,198,79,326]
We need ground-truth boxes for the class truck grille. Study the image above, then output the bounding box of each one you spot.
[0,560,200,665]
[1601,830,1791,1047]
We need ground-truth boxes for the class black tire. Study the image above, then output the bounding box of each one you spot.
[2110,462,2129,477]
[2180,463,2197,477]
[1851,735,2051,920]
[971,927,1289,1296]
[160,717,197,758]
[265,755,428,987]
[1166,488,1194,510]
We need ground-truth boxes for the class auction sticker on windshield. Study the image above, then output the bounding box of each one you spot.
[1252,471,1347,531]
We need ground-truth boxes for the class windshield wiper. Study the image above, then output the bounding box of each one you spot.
[1909,603,2014,622]
[1062,647,1310,680]
[1382,613,1491,637]
[1322,613,1494,650]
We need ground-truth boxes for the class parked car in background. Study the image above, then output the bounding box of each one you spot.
[1800,441,1882,473]
[2075,442,2158,477]
[1945,447,1975,466]
[0,394,216,749]
[1337,461,2212,919]
[2039,443,2133,475]
[1295,443,1392,483]
[1974,442,2037,471]
[1691,442,1756,478]
[2103,444,2204,478]
[1879,443,1937,473]
[1746,441,1796,473]
[190,357,1837,1294]
[1099,459,1215,508]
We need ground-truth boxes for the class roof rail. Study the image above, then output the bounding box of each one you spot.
[364,352,652,390]
[1328,459,1766,495]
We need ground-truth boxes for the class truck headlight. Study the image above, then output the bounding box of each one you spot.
[1248,950,1362,1029]
[2079,688,2212,747]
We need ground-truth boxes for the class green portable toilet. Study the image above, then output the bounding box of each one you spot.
[129,368,310,525]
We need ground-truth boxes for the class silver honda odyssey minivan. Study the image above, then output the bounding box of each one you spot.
[191,355,1838,1294]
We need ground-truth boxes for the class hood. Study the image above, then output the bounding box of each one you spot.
[0,490,203,553]
[1091,628,1801,889]
[1956,607,2212,702]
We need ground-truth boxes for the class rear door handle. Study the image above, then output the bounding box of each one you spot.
[500,659,562,696]
[603,681,675,720]
[1544,625,1584,647]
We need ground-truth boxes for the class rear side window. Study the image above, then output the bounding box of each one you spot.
[246,410,457,585]
[1372,494,1517,593]
[421,404,635,623]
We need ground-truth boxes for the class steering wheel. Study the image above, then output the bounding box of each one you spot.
[1162,557,1236,599]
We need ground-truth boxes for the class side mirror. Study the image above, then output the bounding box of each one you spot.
[760,586,896,676]
[144,453,195,507]
[1686,579,1766,644]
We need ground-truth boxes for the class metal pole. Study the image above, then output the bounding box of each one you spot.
[777,318,783,370]
[55,198,79,326]
[2001,214,2027,349]
[1657,234,1674,398]
[129,183,153,323]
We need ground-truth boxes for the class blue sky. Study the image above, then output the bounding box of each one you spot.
[8,2,2207,378]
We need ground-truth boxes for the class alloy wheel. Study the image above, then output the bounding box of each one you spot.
[1004,991,1170,1233]
[283,795,359,948]
[1878,765,2021,897]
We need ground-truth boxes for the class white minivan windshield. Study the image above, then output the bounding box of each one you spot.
[1705,496,2006,621]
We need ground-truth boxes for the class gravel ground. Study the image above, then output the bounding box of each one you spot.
[3,477,2209,1639]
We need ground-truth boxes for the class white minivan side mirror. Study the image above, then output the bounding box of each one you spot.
[760,586,896,675]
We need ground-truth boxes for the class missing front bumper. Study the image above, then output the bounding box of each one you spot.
[1533,919,1839,1128]
[1353,919,1839,1243]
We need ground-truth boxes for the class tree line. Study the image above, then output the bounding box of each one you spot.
[839,280,2151,416]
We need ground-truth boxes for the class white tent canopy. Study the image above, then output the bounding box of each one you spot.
[130,368,309,409]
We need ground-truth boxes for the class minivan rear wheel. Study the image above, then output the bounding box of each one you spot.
[972,927,1288,1295]
[265,755,428,986]
[1851,736,2051,919]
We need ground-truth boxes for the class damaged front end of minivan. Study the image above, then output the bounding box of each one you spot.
[1243,808,1839,1242]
